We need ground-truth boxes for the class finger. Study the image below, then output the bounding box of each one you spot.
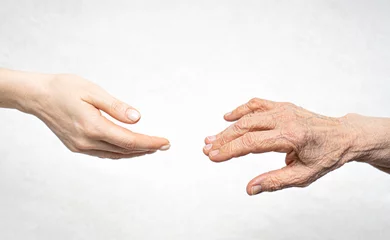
[101,117,170,151]
[207,131,293,162]
[87,87,141,124]
[82,150,156,160]
[246,164,315,195]
[224,98,277,122]
[92,140,153,154]
[204,113,277,149]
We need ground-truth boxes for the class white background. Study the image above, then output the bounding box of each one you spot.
[0,0,389,239]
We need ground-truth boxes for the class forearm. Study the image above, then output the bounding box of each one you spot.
[0,68,51,113]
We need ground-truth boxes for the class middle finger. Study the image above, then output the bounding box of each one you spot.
[204,113,277,154]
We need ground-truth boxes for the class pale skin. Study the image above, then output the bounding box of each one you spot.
[1,69,390,196]
[0,68,170,159]
[203,98,390,196]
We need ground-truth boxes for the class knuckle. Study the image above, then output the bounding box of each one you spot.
[218,135,227,145]
[231,124,242,135]
[248,98,262,109]
[84,124,101,139]
[280,123,306,145]
[73,140,91,151]
[278,103,297,117]
[234,119,249,133]
[267,176,283,192]
[110,99,126,114]
[294,172,314,188]
[241,133,256,148]
[122,138,136,150]
[279,105,297,118]
[225,142,236,156]
[295,176,312,188]
[249,97,260,104]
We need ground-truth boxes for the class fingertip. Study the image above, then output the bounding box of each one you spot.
[208,155,220,162]
[204,143,212,151]
[208,152,219,162]
[202,149,208,156]
[247,174,266,195]
[208,150,229,163]
[205,135,216,144]
[148,136,170,151]
[246,185,252,196]
[159,136,171,149]
[159,144,171,151]
[224,112,236,121]
[247,184,263,196]
[126,109,141,123]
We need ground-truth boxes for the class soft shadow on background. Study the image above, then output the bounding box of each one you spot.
[0,0,389,239]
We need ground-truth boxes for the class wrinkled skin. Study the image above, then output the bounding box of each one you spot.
[203,98,390,195]
[17,73,170,159]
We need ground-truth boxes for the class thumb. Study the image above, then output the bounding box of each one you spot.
[88,87,141,124]
[246,164,315,195]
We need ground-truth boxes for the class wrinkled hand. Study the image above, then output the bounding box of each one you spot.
[27,74,170,159]
[203,98,390,195]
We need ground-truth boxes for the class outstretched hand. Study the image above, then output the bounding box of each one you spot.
[203,98,390,195]
[26,74,170,159]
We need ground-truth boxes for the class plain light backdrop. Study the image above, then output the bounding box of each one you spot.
[0,0,389,239]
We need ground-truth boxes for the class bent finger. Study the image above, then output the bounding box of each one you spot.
[204,113,277,150]
[81,150,156,160]
[101,118,170,151]
[92,140,154,154]
[224,98,278,122]
[208,131,293,162]
[246,164,315,195]
[87,87,141,124]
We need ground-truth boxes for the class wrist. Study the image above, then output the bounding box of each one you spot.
[0,69,53,114]
[341,113,390,164]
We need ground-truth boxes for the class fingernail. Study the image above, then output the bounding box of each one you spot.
[207,135,217,142]
[251,185,262,195]
[209,150,219,157]
[159,144,171,151]
[225,112,232,117]
[127,109,140,121]
[204,144,212,151]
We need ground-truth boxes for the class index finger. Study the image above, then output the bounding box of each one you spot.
[207,131,293,162]
[100,118,170,151]
[204,112,277,149]
[224,98,278,122]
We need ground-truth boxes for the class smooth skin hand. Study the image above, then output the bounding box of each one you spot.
[203,98,390,196]
[0,69,170,159]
